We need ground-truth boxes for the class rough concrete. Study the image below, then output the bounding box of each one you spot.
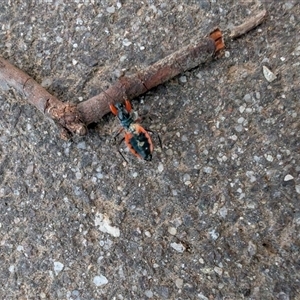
[0,1,299,299]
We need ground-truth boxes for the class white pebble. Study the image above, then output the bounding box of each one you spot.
[54,261,64,275]
[95,213,120,237]
[93,275,108,286]
[122,39,132,47]
[145,290,153,298]
[56,36,63,43]
[179,76,187,83]
[284,174,294,181]
[265,154,274,162]
[168,227,177,235]
[296,185,300,194]
[237,117,245,124]
[203,166,213,174]
[239,106,246,113]
[170,242,186,253]
[157,163,164,173]
[263,66,277,82]
[106,6,115,13]
[175,278,184,289]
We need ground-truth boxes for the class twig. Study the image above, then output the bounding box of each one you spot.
[0,58,86,138]
[77,28,224,125]
[230,10,267,39]
[0,10,267,136]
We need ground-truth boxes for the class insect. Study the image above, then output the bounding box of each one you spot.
[109,100,155,161]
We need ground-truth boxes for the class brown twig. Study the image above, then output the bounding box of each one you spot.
[230,10,267,39]
[0,10,267,136]
[0,58,86,138]
[77,28,224,125]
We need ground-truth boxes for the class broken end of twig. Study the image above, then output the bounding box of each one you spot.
[46,100,87,137]
[229,10,267,39]
[209,28,225,54]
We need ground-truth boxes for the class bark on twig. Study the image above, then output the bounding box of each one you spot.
[0,10,267,136]
[230,10,267,39]
[0,58,87,138]
[77,28,224,125]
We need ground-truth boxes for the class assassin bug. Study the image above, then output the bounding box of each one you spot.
[109,100,156,161]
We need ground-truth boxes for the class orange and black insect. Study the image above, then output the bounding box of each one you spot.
[109,100,155,161]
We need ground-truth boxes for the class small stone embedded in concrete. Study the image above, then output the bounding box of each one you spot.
[239,105,246,113]
[145,290,153,298]
[157,162,164,173]
[284,174,294,181]
[9,265,15,272]
[168,227,177,235]
[209,229,219,240]
[235,125,243,132]
[93,274,108,286]
[203,166,213,174]
[219,206,228,218]
[122,39,132,46]
[265,154,274,162]
[170,242,186,253]
[175,278,184,289]
[214,266,223,276]
[243,93,252,102]
[183,173,190,184]
[106,6,115,13]
[95,213,120,237]
[53,261,64,275]
[179,76,187,83]
[263,66,277,82]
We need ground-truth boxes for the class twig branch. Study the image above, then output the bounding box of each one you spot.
[0,10,267,137]
[230,9,267,39]
[77,29,224,125]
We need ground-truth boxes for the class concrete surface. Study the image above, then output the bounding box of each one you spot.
[0,0,299,299]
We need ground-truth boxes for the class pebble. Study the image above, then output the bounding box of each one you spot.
[239,105,246,113]
[9,265,15,273]
[237,117,245,124]
[263,66,277,82]
[209,229,219,240]
[77,141,86,149]
[106,6,115,13]
[296,185,300,194]
[56,36,63,43]
[243,94,252,102]
[145,290,153,298]
[203,166,213,174]
[265,154,274,162]
[179,76,187,83]
[214,266,223,276]
[122,39,132,47]
[234,125,243,132]
[95,213,120,237]
[166,149,173,156]
[157,163,164,173]
[175,278,184,289]
[75,172,82,180]
[168,227,177,235]
[183,173,190,183]
[181,135,188,142]
[284,174,294,181]
[170,242,186,253]
[93,275,108,286]
[53,261,64,275]
[219,206,228,218]
[132,172,138,178]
